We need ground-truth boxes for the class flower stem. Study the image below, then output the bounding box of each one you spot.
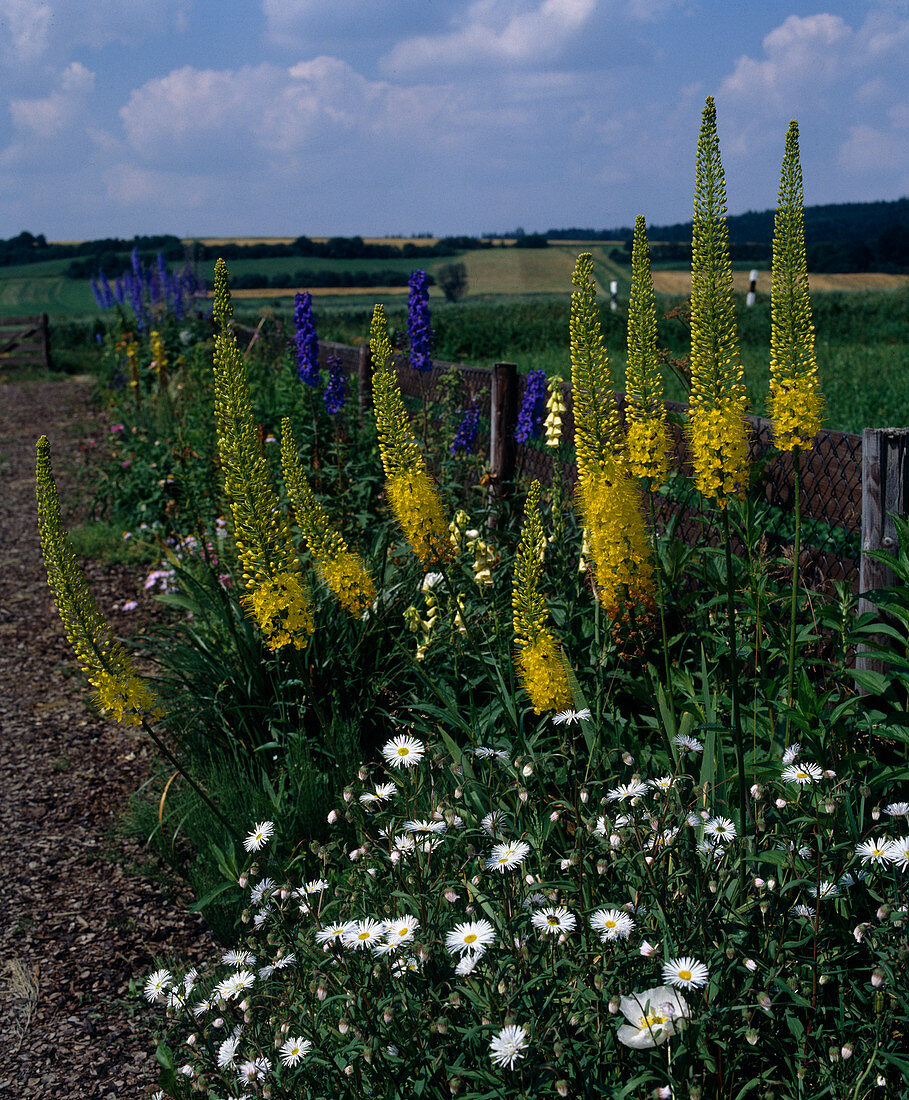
[722,508,749,834]
[785,446,802,744]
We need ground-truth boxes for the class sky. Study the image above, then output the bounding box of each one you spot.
[0,0,905,240]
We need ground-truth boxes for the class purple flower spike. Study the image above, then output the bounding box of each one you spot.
[293,291,320,386]
[514,370,548,442]
[324,354,346,414]
[451,402,480,455]
[407,269,433,372]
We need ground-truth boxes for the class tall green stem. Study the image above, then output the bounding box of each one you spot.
[785,447,802,744]
[649,490,676,731]
[722,508,749,832]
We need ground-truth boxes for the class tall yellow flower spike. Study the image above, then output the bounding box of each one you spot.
[512,481,573,714]
[212,258,314,650]
[36,436,159,725]
[625,216,670,485]
[570,254,653,616]
[280,419,376,617]
[770,120,823,451]
[688,96,749,507]
[369,304,451,566]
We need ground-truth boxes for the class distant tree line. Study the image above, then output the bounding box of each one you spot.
[193,235,495,262]
[548,197,909,273]
[228,269,436,290]
[0,231,185,273]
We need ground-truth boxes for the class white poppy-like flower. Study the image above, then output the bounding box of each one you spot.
[616,986,690,1049]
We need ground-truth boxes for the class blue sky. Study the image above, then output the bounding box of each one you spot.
[0,0,905,240]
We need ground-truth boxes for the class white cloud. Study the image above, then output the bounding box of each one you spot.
[381,0,597,72]
[0,0,190,67]
[721,14,852,107]
[7,62,95,141]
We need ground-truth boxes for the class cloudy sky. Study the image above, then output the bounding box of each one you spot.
[0,0,905,240]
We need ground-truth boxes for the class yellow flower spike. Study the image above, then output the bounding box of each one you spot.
[150,329,167,378]
[369,304,451,566]
[626,216,670,485]
[688,97,749,507]
[570,254,654,614]
[770,120,823,451]
[36,436,159,726]
[544,378,566,449]
[280,419,376,618]
[512,481,573,714]
[211,259,314,649]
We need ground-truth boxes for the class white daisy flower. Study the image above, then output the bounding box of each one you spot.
[304,879,329,895]
[617,986,690,1049]
[217,1035,241,1068]
[593,816,609,837]
[243,820,275,852]
[672,734,703,753]
[279,1037,312,1067]
[403,818,446,835]
[481,810,509,836]
[885,802,909,817]
[856,837,895,866]
[221,949,255,968]
[272,952,296,970]
[455,952,481,977]
[552,708,591,725]
[648,776,677,792]
[531,906,577,936]
[144,968,173,1003]
[704,816,737,842]
[645,827,679,851]
[237,1057,270,1084]
[782,742,802,766]
[342,919,386,950]
[315,921,357,945]
[662,956,709,990]
[214,969,255,1002]
[249,878,277,905]
[886,837,909,871]
[385,916,420,946]
[808,880,840,899]
[790,903,817,918]
[390,833,416,854]
[489,1024,528,1069]
[486,840,530,872]
[781,762,823,784]
[590,908,635,940]
[473,746,511,762]
[446,919,496,956]
[696,839,726,860]
[382,735,425,769]
[606,780,648,803]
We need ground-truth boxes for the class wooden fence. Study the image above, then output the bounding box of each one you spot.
[246,329,908,597]
[0,314,53,371]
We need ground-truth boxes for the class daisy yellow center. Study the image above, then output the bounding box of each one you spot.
[678,969,692,981]
[605,920,616,929]
[547,917,559,926]
[358,931,371,940]
[397,747,409,756]
[796,771,809,779]
[464,934,477,943]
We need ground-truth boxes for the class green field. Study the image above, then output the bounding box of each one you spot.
[1,240,907,434]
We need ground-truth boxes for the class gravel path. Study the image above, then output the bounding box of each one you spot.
[0,374,214,1100]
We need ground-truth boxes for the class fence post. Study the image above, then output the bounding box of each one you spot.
[487,362,518,527]
[858,428,909,677]
[357,343,373,426]
[40,313,52,370]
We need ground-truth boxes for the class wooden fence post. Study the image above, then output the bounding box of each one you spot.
[487,362,518,527]
[40,313,53,370]
[858,428,909,677]
[357,343,373,426]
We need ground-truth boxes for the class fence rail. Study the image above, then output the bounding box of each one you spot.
[242,328,897,595]
[0,313,53,371]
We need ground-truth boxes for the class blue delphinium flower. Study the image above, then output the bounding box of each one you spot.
[451,402,480,455]
[324,354,347,414]
[294,291,320,386]
[407,270,433,372]
[514,370,548,442]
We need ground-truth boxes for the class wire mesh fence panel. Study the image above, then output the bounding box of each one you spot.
[319,342,863,591]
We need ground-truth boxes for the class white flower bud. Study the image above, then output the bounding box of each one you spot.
[522,763,533,777]
[744,958,757,972]
[622,753,634,766]
[775,798,787,809]
[327,809,338,824]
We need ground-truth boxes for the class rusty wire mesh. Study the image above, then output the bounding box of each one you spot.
[319,342,862,591]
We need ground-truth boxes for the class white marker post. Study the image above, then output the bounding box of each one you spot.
[746,269,758,307]
[610,280,618,312]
